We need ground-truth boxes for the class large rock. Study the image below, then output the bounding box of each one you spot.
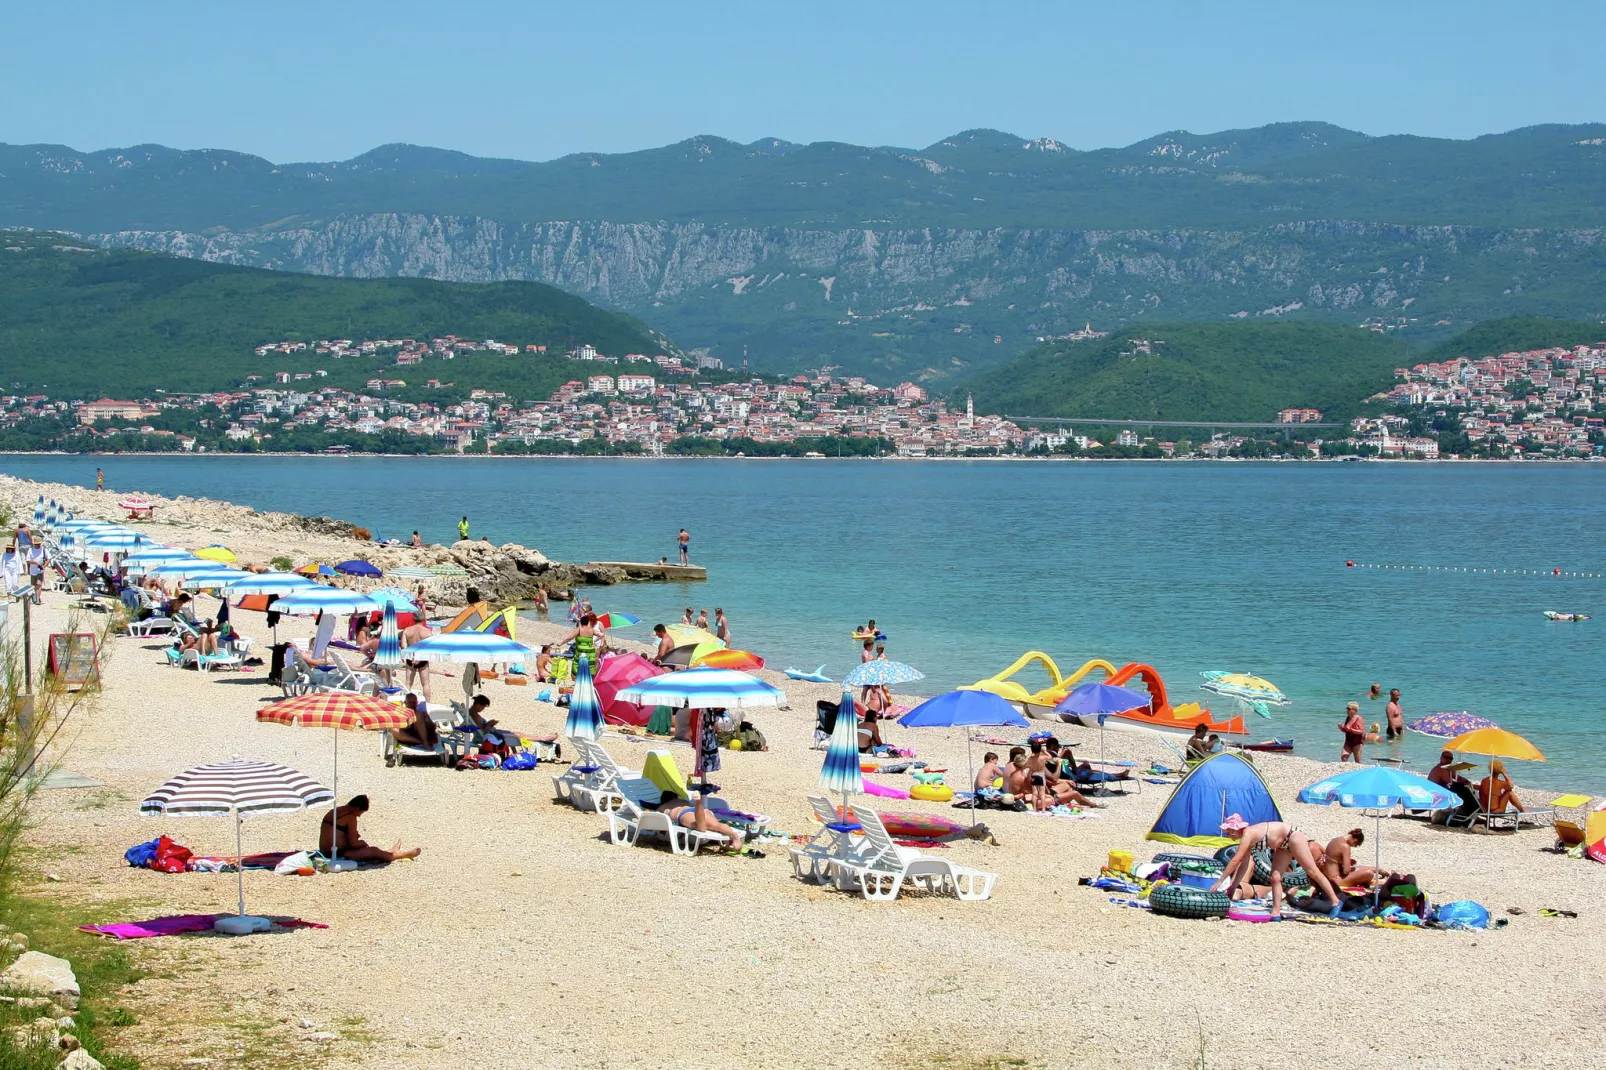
[59,1049,104,1070]
[0,952,79,1011]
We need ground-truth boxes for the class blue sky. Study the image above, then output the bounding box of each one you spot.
[3,1,1601,162]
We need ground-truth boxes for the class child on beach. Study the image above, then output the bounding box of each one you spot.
[975,752,1002,792]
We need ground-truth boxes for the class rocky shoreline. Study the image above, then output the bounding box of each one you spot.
[0,474,648,607]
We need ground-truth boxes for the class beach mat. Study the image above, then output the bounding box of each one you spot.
[81,914,328,940]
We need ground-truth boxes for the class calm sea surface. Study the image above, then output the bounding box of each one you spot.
[5,455,1603,791]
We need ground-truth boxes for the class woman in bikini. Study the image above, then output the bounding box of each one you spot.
[318,795,421,863]
[654,793,744,852]
[1216,815,1342,916]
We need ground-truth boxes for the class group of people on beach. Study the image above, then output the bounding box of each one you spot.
[1339,684,1406,762]
[973,738,1114,811]
[1213,816,1414,916]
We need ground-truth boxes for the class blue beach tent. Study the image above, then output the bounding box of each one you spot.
[1145,752,1282,848]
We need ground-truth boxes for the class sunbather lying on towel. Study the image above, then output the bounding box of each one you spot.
[319,795,421,863]
[653,792,744,852]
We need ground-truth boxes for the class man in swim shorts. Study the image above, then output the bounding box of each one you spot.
[678,528,690,565]
[1385,689,1404,740]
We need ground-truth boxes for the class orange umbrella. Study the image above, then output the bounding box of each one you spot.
[694,648,766,672]
[1444,727,1546,762]
[257,693,413,869]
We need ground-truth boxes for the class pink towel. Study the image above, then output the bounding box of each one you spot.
[81,914,328,940]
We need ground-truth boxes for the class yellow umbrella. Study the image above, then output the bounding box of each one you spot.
[664,624,722,650]
[194,546,238,563]
[1445,726,1546,762]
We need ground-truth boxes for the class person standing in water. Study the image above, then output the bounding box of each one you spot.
[1339,701,1366,763]
[1385,689,1404,741]
[677,528,690,565]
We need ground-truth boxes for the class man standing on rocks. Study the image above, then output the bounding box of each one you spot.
[458,516,470,542]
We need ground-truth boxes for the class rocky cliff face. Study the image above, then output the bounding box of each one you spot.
[91,216,1606,379]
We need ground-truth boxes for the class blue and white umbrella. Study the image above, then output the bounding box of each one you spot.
[80,532,151,554]
[267,587,383,617]
[373,601,403,672]
[399,632,529,664]
[386,566,437,581]
[221,572,317,597]
[614,666,785,710]
[818,689,864,799]
[43,500,59,533]
[366,586,420,612]
[842,659,924,688]
[121,546,196,574]
[177,567,251,591]
[145,558,227,582]
[31,496,44,527]
[564,651,604,741]
[1297,766,1458,870]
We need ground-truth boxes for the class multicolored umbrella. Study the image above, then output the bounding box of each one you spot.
[595,612,641,629]
[374,601,403,671]
[140,758,332,932]
[615,666,785,710]
[842,659,924,688]
[256,694,412,868]
[1298,766,1458,869]
[116,495,154,513]
[1446,727,1546,762]
[564,652,604,741]
[1408,711,1498,739]
[1201,671,1288,719]
[295,563,338,577]
[193,546,238,563]
[693,648,766,671]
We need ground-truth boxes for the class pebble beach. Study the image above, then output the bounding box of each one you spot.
[7,476,1606,1070]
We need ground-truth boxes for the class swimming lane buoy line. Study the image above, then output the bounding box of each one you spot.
[1344,560,1602,578]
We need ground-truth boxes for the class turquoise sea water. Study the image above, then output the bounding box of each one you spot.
[5,455,1603,791]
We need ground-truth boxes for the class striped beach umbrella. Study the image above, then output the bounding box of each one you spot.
[120,546,193,574]
[140,758,333,929]
[428,562,470,578]
[399,632,529,664]
[595,611,641,629]
[842,659,924,688]
[221,572,317,597]
[615,666,785,710]
[178,567,252,591]
[31,495,44,526]
[268,587,383,617]
[1201,671,1289,718]
[257,692,411,868]
[145,558,225,582]
[564,652,604,741]
[366,586,419,612]
[386,565,437,581]
[43,500,58,533]
[374,602,403,671]
[81,530,149,552]
[818,689,864,803]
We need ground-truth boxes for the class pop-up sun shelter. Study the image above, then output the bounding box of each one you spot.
[1145,752,1282,848]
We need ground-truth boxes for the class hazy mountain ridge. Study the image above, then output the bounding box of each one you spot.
[6,121,1606,378]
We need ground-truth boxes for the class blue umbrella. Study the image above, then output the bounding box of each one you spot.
[31,496,44,526]
[818,689,864,835]
[899,690,1028,824]
[1052,682,1152,725]
[564,651,604,741]
[373,601,403,673]
[335,559,382,577]
[1297,766,1458,870]
[842,660,924,688]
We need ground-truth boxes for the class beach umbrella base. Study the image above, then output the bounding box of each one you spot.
[325,857,359,872]
[214,914,272,935]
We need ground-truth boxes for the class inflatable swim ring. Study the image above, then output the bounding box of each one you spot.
[1214,844,1309,888]
[850,630,889,641]
[1152,851,1224,875]
[1148,883,1230,919]
[910,783,954,802]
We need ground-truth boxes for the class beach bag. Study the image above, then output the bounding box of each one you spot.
[1434,900,1489,930]
[274,851,314,876]
[502,753,538,771]
[151,835,193,874]
[736,726,767,751]
[124,838,160,869]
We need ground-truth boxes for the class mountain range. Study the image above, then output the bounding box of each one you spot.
[4,121,1606,382]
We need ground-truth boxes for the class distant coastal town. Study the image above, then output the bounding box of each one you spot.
[2,335,1603,460]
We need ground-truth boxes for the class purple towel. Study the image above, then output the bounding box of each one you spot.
[81,914,328,940]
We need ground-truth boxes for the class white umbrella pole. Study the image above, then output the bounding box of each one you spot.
[235,811,246,917]
[330,727,340,867]
[965,730,976,827]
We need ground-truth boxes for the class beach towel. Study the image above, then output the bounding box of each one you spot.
[80,914,328,940]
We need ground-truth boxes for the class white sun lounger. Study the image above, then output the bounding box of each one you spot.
[835,803,995,902]
[567,739,641,812]
[789,794,870,886]
[605,789,735,856]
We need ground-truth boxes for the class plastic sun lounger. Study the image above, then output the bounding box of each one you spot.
[836,803,996,902]
[789,794,870,886]
[1477,806,1557,832]
[568,740,642,813]
[382,709,458,768]
[605,794,731,855]
[127,615,177,637]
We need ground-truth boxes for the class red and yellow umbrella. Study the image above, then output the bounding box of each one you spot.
[694,648,766,672]
[256,693,413,867]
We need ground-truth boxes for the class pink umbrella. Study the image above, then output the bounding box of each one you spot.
[594,653,667,726]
